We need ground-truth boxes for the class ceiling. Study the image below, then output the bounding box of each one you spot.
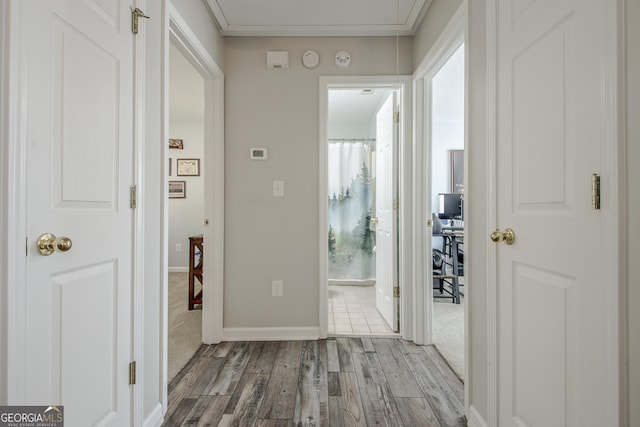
[329,89,392,129]
[205,0,433,37]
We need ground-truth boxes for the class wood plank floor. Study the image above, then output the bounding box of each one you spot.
[162,338,467,427]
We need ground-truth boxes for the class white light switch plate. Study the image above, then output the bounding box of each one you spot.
[273,181,284,197]
[272,280,283,297]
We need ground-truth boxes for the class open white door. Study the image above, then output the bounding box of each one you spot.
[22,1,134,425]
[375,92,399,331]
[494,0,618,425]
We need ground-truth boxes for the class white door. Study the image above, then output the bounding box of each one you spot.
[375,93,398,331]
[23,1,134,425]
[495,0,615,425]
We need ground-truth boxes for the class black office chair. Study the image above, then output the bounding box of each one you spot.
[432,248,457,302]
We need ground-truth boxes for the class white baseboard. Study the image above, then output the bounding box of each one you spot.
[168,267,188,273]
[143,403,164,427]
[223,327,320,341]
[467,405,489,427]
[328,279,375,286]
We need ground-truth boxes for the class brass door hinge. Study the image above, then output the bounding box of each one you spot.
[130,185,137,209]
[129,361,136,385]
[393,199,399,210]
[393,286,400,298]
[393,112,400,123]
[131,8,149,34]
[592,174,601,210]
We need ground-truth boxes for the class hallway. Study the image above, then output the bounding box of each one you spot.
[162,337,466,426]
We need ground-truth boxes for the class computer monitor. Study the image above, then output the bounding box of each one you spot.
[437,193,463,220]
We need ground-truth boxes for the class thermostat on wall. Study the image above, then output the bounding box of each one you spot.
[250,148,268,160]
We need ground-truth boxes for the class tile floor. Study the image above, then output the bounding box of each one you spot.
[328,284,397,335]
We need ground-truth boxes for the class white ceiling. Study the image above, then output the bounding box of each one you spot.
[205,0,432,37]
[329,89,392,129]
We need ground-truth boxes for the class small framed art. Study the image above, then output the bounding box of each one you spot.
[177,158,200,176]
[169,181,186,198]
[169,139,184,149]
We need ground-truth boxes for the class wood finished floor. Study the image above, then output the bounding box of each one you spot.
[162,338,466,427]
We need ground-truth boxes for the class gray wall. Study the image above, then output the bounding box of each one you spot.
[223,36,412,328]
[168,119,205,268]
[626,1,639,424]
[413,0,464,69]
[169,44,205,269]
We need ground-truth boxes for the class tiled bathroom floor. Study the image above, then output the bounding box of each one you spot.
[328,285,397,336]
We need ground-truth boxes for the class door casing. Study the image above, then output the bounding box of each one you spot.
[411,0,467,411]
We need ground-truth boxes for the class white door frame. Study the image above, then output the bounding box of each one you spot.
[164,3,225,352]
[319,76,413,341]
[0,1,29,402]
[411,0,468,409]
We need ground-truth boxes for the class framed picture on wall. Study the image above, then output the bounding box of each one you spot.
[169,181,186,198]
[169,139,184,149]
[177,158,200,176]
[450,149,464,193]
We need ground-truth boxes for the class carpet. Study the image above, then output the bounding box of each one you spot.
[168,272,202,382]
[433,296,465,380]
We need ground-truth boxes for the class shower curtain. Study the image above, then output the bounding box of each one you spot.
[328,140,375,281]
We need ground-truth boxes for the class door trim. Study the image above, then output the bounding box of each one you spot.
[167,2,225,347]
[318,75,413,340]
[163,9,225,409]
[1,1,29,402]
[412,0,468,413]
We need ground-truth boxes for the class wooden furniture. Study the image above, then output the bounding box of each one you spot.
[188,234,203,310]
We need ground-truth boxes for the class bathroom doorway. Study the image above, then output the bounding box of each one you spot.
[326,87,399,336]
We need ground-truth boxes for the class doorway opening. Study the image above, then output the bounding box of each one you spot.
[320,76,411,339]
[429,43,465,380]
[162,9,225,408]
[167,42,205,381]
[326,88,399,336]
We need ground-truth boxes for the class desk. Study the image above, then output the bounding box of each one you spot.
[188,234,203,310]
[433,230,464,304]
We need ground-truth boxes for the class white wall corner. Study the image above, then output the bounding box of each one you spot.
[467,405,489,427]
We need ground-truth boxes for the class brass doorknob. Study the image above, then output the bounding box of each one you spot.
[36,233,73,256]
[490,228,515,245]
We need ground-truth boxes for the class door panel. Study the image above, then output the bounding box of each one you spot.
[496,0,612,425]
[23,1,133,425]
[375,93,398,331]
[51,261,119,425]
[511,20,574,210]
[52,18,119,208]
